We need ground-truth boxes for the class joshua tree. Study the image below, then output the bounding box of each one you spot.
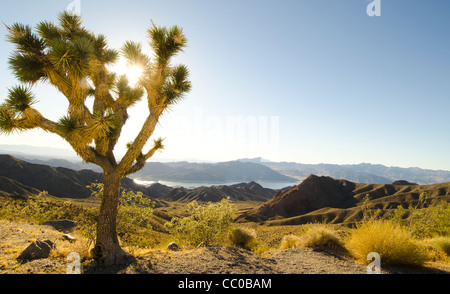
[0,12,191,265]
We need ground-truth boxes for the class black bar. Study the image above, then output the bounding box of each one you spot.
[0,274,447,292]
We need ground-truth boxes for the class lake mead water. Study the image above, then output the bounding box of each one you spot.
[132,179,298,190]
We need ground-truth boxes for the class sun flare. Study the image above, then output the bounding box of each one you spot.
[125,64,144,85]
[110,59,144,86]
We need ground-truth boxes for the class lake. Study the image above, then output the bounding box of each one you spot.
[132,179,299,190]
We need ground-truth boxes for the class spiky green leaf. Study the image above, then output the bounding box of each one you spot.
[57,114,78,135]
[8,52,45,83]
[115,75,144,107]
[5,23,46,55]
[148,23,187,66]
[85,111,121,139]
[35,21,61,43]
[171,64,191,92]
[0,104,20,134]
[161,64,191,105]
[122,41,151,67]
[5,85,37,112]
[153,137,165,151]
[58,11,88,39]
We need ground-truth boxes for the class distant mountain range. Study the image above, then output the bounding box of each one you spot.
[1,144,450,185]
[240,157,450,185]
[0,155,276,203]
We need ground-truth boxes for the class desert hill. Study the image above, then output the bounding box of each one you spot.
[0,155,276,203]
[0,155,142,199]
[154,181,275,203]
[238,174,450,225]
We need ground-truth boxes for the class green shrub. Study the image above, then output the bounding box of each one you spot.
[165,198,237,246]
[87,182,155,231]
[347,219,429,266]
[389,192,450,238]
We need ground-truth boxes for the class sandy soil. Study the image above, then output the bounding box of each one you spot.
[0,220,449,275]
[92,246,368,274]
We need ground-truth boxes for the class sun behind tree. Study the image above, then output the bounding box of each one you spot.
[0,11,191,265]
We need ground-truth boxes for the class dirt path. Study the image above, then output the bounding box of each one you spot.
[1,220,449,274]
[102,246,368,274]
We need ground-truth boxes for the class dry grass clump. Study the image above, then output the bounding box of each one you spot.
[347,219,429,266]
[227,227,257,249]
[279,226,347,252]
[431,237,450,256]
[279,234,302,250]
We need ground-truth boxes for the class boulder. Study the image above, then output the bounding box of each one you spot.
[62,234,77,242]
[17,240,55,262]
[43,220,78,232]
[197,242,208,249]
[167,242,180,251]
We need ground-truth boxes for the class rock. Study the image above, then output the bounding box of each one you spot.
[167,242,180,251]
[43,220,78,232]
[197,242,208,249]
[62,234,77,242]
[17,240,55,262]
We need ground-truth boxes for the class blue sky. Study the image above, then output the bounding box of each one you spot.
[0,0,449,170]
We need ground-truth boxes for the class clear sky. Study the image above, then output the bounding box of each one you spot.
[0,0,449,170]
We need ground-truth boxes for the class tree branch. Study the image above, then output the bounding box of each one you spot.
[124,140,163,176]
[39,116,111,169]
[117,113,160,175]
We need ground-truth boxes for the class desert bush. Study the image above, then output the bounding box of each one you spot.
[389,192,450,238]
[300,226,347,252]
[227,227,257,249]
[279,234,302,250]
[431,237,450,256]
[87,183,155,231]
[347,219,429,266]
[279,226,347,252]
[0,196,95,225]
[165,198,237,246]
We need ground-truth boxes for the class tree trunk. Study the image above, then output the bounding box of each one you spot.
[91,168,133,266]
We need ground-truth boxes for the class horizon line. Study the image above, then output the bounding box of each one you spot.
[0,143,449,173]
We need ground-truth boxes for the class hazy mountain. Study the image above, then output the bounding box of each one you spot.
[0,144,78,160]
[0,155,276,203]
[252,161,450,185]
[2,145,449,185]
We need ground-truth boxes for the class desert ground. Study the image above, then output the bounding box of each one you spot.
[1,220,448,275]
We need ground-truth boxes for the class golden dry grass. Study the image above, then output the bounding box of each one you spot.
[227,227,257,249]
[279,225,347,252]
[346,219,429,266]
